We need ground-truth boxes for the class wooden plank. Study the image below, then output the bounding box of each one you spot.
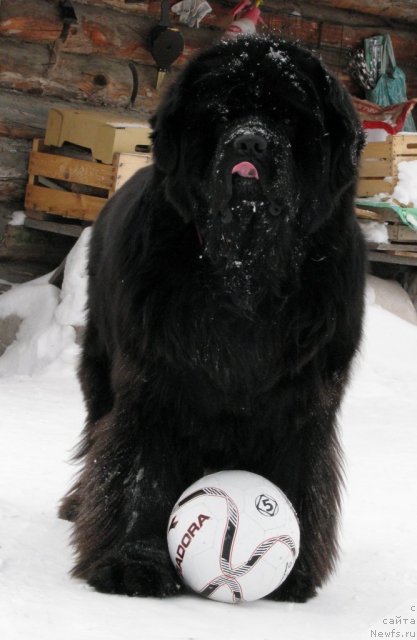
[388,225,417,243]
[111,153,152,192]
[357,178,394,197]
[359,158,392,178]
[368,251,417,267]
[390,250,417,258]
[25,184,105,221]
[368,243,417,253]
[361,140,392,159]
[28,150,115,190]
[358,136,417,197]
[24,217,84,238]
[355,205,403,223]
[361,137,417,164]
[391,135,417,156]
[355,208,383,221]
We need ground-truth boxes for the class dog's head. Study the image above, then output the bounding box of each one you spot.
[151,36,363,304]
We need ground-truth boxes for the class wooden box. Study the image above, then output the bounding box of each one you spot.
[25,139,152,222]
[44,108,152,165]
[358,134,417,197]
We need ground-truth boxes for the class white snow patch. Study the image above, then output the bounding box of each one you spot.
[392,159,417,209]
[9,210,26,226]
[267,47,290,65]
[366,274,417,325]
[359,221,389,243]
[0,227,90,376]
[0,254,417,639]
[363,158,417,218]
[54,227,91,327]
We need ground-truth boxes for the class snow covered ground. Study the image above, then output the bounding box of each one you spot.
[1,236,417,639]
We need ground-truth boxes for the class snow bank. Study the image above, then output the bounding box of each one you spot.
[392,159,417,208]
[54,226,90,328]
[366,274,417,325]
[0,227,90,376]
[0,281,73,376]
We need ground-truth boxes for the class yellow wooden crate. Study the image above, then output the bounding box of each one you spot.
[44,108,152,164]
[25,139,151,222]
[358,134,417,197]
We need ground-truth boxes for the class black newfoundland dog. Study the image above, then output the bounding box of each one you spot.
[60,35,366,602]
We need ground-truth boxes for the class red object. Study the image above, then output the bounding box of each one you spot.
[352,97,417,135]
[224,0,263,38]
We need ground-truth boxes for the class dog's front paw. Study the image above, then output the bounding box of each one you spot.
[267,567,318,603]
[86,539,184,598]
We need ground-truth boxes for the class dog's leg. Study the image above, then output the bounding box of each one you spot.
[267,413,343,603]
[59,319,114,522]
[69,400,186,597]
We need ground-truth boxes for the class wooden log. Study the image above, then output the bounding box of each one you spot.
[75,0,417,26]
[0,0,62,44]
[0,222,75,264]
[2,0,417,100]
[48,50,135,106]
[320,23,417,70]
[64,2,218,66]
[72,0,226,23]
[295,0,417,24]
[73,0,151,15]
[0,89,156,140]
[0,40,137,108]
[263,13,320,47]
[64,2,158,64]
[0,137,31,203]
[0,39,51,94]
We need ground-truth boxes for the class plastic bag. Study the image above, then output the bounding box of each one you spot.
[364,34,416,132]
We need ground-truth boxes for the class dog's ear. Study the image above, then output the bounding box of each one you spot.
[150,80,184,175]
[322,71,365,196]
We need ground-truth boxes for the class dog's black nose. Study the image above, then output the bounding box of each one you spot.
[233,133,267,157]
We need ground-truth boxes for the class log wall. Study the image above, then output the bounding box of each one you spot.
[0,0,416,216]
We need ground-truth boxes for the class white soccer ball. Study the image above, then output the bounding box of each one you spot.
[167,470,300,603]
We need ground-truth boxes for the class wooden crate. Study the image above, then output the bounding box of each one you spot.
[44,108,152,165]
[358,134,417,198]
[356,205,417,266]
[25,139,152,222]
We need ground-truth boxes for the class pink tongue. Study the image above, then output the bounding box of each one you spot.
[231,161,259,180]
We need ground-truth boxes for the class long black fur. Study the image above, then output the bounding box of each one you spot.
[60,35,366,602]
